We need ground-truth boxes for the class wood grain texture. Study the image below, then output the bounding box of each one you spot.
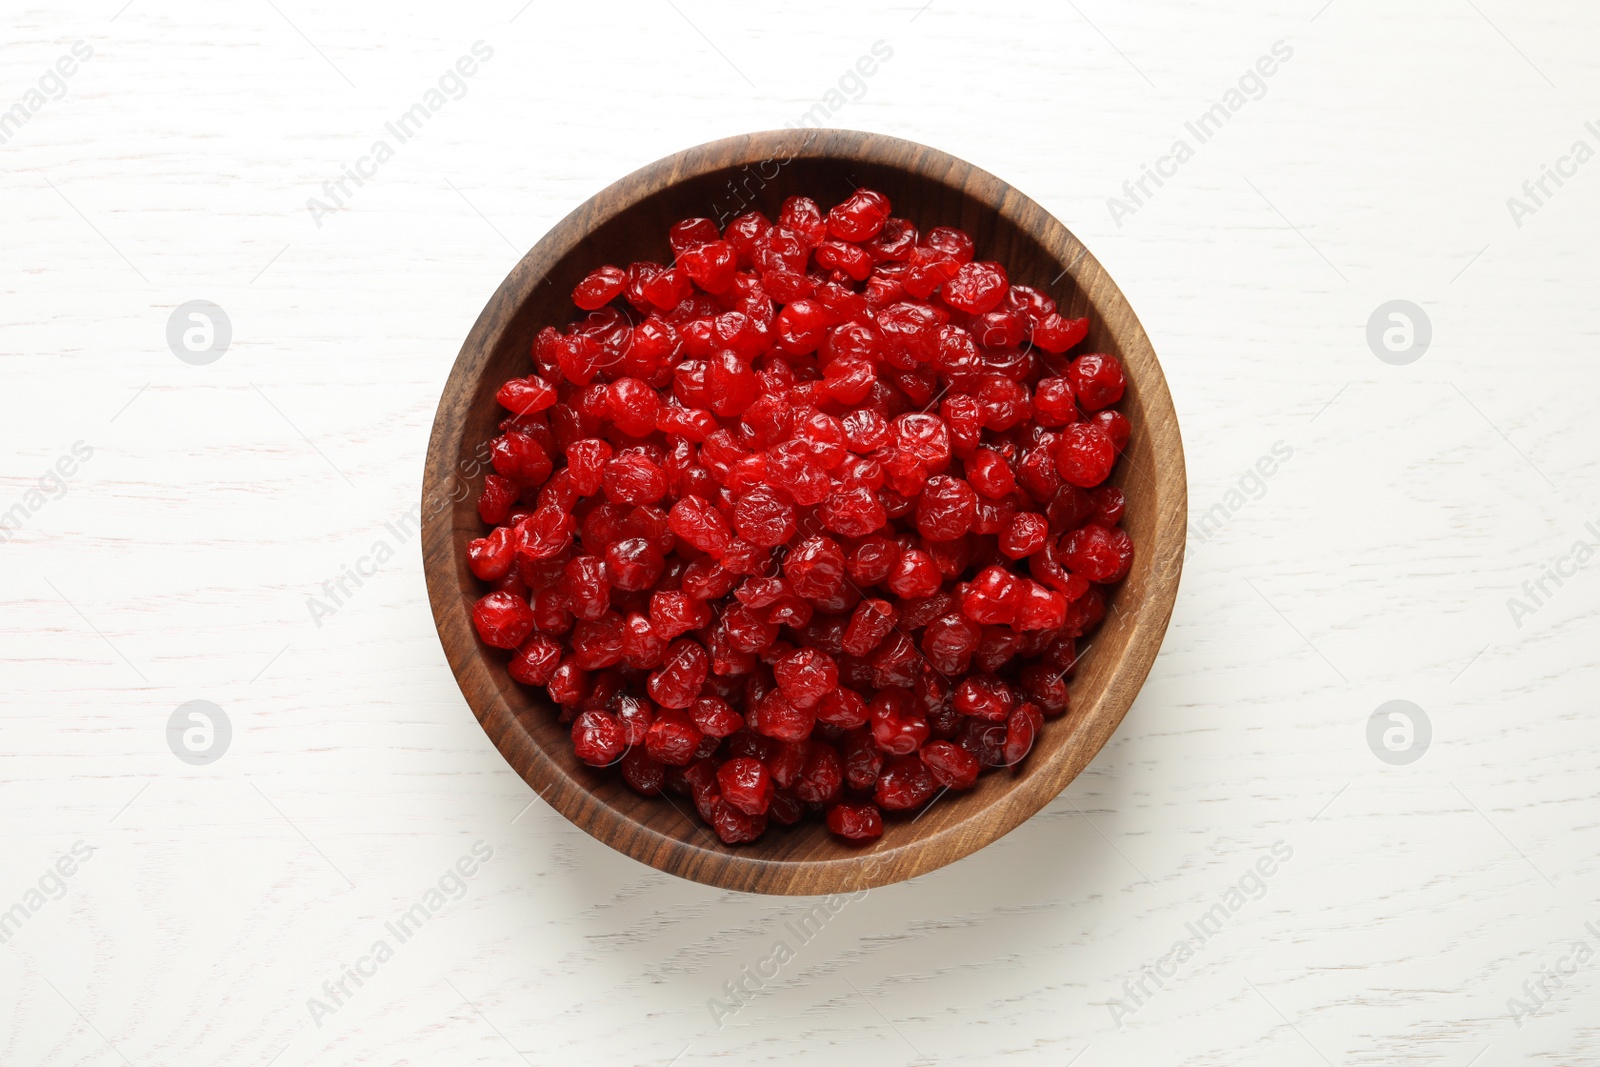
[422,129,1187,894]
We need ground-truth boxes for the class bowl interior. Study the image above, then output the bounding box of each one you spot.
[423,130,1185,894]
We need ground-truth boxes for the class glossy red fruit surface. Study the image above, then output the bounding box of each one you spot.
[465,187,1136,845]
[825,801,884,841]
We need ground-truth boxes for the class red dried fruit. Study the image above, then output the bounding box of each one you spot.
[925,226,974,262]
[773,647,838,711]
[496,375,557,416]
[827,189,891,242]
[573,265,628,311]
[1047,485,1095,533]
[795,741,845,804]
[641,267,691,312]
[473,591,536,649]
[915,475,977,541]
[1054,423,1117,488]
[817,687,870,729]
[724,211,771,265]
[956,716,1007,767]
[885,547,942,599]
[825,801,884,841]
[766,739,807,789]
[607,377,661,437]
[565,439,613,495]
[467,526,515,580]
[921,741,980,789]
[621,748,666,795]
[894,412,951,472]
[508,635,562,685]
[840,727,885,790]
[613,694,654,745]
[680,558,736,600]
[1031,313,1089,354]
[941,261,1009,314]
[1092,409,1131,452]
[966,449,1017,499]
[667,494,731,556]
[717,756,774,815]
[846,536,901,586]
[1032,377,1077,426]
[644,707,704,766]
[768,789,805,824]
[820,485,887,537]
[1001,512,1050,559]
[1021,663,1071,716]
[680,240,737,294]
[571,710,626,766]
[602,453,668,505]
[604,536,665,591]
[842,598,897,657]
[921,612,982,675]
[709,799,768,844]
[733,485,795,547]
[1014,581,1067,631]
[647,640,709,709]
[1060,523,1135,584]
[784,535,848,601]
[865,217,918,262]
[869,690,929,756]
[562,556,612,620]
[954,674,1016,721]
[748,687,816,742]
[569,612,625,670]
[1068,353,1126,412]
[669,217,719,255]
[778,196,827,246]
[1003,701,1044,765]
[774,298,830,355]
[962,565,1024,625]
[477,473,518,525]
[875,755,937,810]
[691,696,743,738]
[466,187,1138,846]
[620,612,667,669]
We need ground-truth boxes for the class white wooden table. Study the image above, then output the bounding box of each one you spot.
[4,1,1598,1063]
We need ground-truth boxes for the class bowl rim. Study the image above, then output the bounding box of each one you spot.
[422,128,1186,895]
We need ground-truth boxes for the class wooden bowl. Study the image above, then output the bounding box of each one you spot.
[422,130,1185,895]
